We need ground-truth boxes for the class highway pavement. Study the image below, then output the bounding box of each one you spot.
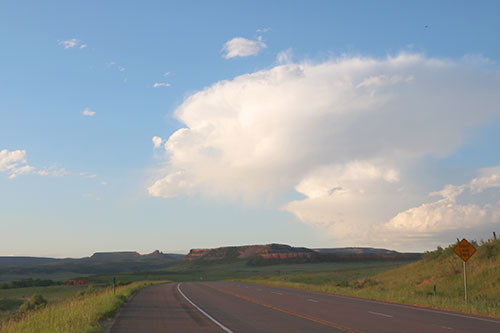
[107,281,500,332]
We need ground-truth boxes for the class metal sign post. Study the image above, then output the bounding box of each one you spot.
[463,261,467,302]
[453,239,476,303]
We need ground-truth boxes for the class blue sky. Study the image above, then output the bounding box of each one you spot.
[1,1,500,257]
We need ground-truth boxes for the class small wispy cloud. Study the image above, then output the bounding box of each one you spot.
[106,62,126,72]
[0,149,35,179]
[58,38,85,49]
[82,193,101,200]
[37,167,70,177]
[153,82,171,88]
[1,149,71,179]
[256,28,271,33]
[222,36,266,59]
[164,72,171,77]
[276,48,293,64]
[1,148,101,183]
[152,136,163,149]
[82,108,96,116]
[79,172,97,179]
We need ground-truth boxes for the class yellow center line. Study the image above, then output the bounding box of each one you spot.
[205,284,360,333]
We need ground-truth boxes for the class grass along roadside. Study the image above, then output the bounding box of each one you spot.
[234,239,500,319]
[0,284,90,321]
[0,280,169,332]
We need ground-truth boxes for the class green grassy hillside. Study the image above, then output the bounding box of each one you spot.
[369,239,500,303]
[239,239,500,318]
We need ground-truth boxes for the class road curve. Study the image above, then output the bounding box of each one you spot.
[108,281,500,332]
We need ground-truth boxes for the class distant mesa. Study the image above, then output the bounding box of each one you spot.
[89,250,181,261]
[90,251,141,261]
[184,244,315,261]
[184,244,421,265]
[0,250,183,267]
[0,250,184,277]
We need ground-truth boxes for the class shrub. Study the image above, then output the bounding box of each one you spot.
[336,281,349,287]
[75,285,97,297]
[116,281,131,287]
[18,294,47,313]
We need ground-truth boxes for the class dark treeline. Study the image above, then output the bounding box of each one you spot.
[0,278,61,289]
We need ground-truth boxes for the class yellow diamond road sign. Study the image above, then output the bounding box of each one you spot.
[453,239,476,262]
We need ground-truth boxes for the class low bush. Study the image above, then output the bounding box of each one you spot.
[18,294,47,313]
[75,285,98,297]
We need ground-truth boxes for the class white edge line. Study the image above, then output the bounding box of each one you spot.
[177,283,234,333]
[368,311,393,318]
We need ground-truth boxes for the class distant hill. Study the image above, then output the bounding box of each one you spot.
[0,257,61,267]
[0,250,184,280]
[184,244,421,266]
[313,247,399,255]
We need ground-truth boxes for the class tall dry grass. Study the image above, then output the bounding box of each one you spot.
[0,281,168,333]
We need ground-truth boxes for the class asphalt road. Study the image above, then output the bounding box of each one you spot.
[108,282,500,332]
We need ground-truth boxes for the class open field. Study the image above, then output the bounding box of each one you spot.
[0,281,168,332]
[0,257,182,284]
[0,272,91,283]
[237,239,500,318]
[86,259,412,284]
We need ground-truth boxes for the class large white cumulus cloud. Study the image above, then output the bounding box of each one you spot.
[149,54,500,246]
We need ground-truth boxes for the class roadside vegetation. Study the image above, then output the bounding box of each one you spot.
[0,284,89,321]
[0,281,168,332]
[236,239,500,318]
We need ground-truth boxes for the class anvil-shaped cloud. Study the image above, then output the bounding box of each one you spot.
[149,54,500,247]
